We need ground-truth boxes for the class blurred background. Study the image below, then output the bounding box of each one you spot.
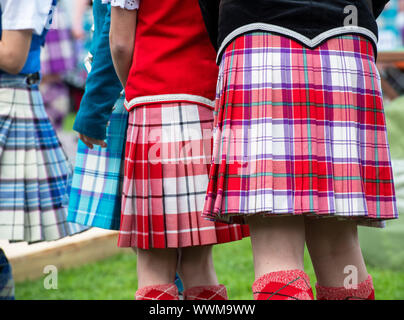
[1,0,404,300]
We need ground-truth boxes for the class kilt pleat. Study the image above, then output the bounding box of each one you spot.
[0,76,87,243]
[203,33,398,227]
[120,103,249,249]
[67,95,128,230]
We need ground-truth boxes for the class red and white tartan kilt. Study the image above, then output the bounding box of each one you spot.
[120,102,249,249]
[203,33,398,227]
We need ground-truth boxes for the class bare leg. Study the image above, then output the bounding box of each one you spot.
[136,248,178,288]
[248,215,306,279]
[305,217,368,287]
[177,245,219,290]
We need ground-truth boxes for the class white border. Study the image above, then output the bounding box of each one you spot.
[125,94,215,111]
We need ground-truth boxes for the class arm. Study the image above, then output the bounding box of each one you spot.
[109,6,137,87]
[0,30,32,74]
[72,0,90,39]
[0,0,54,74]
[73,4,123,147]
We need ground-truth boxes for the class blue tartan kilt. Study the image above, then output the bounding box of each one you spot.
[0,74,88,243]
[67,95,128,230]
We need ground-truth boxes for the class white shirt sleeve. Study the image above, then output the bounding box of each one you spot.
[101,0,140,10]
[0,0,54,35]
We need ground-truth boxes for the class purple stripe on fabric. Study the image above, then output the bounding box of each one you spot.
[224,118,387,132]
[279,36,296,211]
[239,35,253,212]
[229,81,380,96]
[220,152,392,165]
[224,189,394,202]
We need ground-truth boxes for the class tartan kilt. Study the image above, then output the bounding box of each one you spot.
[121,102,249,249]
[67,95,128,230]
[0,75,87,243]
[203,33,399,227]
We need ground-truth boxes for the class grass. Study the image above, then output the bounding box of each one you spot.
[62,112,76,132]
[15,238,404,300]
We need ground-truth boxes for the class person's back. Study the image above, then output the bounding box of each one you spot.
[123,0,219,110]
[200,0,398,300]
[105,0,250,301]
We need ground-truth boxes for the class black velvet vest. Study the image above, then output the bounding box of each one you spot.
[199,0,389,63]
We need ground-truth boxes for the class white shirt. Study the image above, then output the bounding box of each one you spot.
[102,0,139,10]
[0,0,54,35]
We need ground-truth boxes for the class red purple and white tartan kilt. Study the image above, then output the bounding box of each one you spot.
[120,102,249,249]
[203,33,398,227]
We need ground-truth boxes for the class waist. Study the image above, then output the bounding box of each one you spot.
[0,73,41,88]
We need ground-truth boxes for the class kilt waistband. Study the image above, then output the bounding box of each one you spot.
[0,73,41,88]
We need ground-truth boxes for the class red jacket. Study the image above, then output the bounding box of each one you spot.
[124,0,218,111]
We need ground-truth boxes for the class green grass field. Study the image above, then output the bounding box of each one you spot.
[15,238,404,300]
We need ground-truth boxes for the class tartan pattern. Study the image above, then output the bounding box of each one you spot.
[0,75,87,243]
[0,249,14,300]
[121,103,249,249]
[67,95,128,230]
[41,28,76,75]
[135,283,179,300]
[40,82,71,131]
[183,284,228,300]
[203,33,398,226]
[252,269,314,300]
[40,4,76,75]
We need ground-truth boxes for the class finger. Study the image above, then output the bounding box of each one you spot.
[84,141,94,149]
[81,136,94,150]
[90,139,107,148]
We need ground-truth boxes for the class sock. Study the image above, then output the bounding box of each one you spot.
[135,283,179,300]
[184,284,228,300]
[315,274,374,300]
[252,269,314,300]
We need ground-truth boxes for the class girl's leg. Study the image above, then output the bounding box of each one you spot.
[305,217,368,286]
[178,245,228,300]
[135,248,179,300]
[177,245,218,289]
[248,215,313,300]
[248,215,305,278]
[136,248,178,288]
[305,217,374,299]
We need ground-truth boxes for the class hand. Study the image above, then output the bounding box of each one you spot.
[78,133,107,149]
[72,26,85,40]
